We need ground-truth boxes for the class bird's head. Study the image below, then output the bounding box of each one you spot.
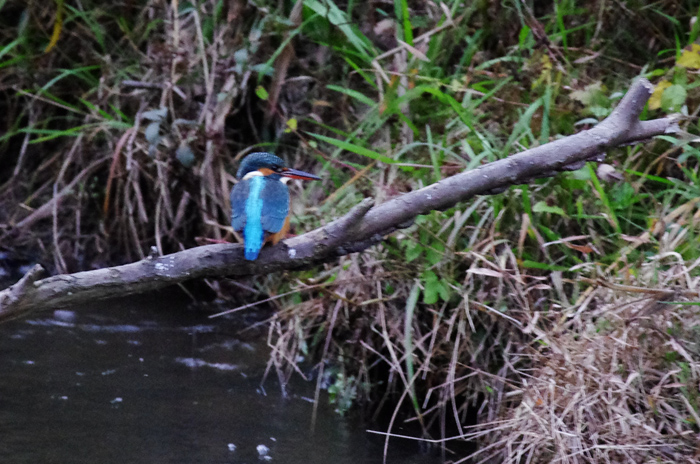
[236,152,321,182]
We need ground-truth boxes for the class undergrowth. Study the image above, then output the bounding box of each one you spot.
[1,0,700,462]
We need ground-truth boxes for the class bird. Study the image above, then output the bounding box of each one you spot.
[230,152,320,261]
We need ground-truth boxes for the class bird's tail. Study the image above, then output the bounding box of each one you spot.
[245,246,260,261]
[244,223,263,261]
[242,175,265,261]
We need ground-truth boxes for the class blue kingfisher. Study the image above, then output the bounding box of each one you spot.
[230,152,320,260]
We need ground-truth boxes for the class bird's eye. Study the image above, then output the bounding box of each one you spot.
[271,165,282,172]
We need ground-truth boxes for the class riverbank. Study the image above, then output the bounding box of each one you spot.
[1,2,699,461]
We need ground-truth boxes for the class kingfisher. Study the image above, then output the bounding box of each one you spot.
[230,152,321,261]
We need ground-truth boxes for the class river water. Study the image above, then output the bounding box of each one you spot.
[0,292,440,464]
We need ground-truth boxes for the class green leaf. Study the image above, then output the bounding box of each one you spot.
[396,0,413,45]
[422,271,439,304]
[308,132,394,164]
[0,38,21,61]
[327,85,376,107]
[79,98,114,121]
[303,0,373,60]
[404,242,423,262]
[533,201,568,217]
[518,25,531,49]
[569,81,605,106]
[589,106,611,118]
[625,169,675,185]
[610,182,635,209]
[255,85,269,100]
[660,84,686,112]
[437,279,451,302]
[521,260,569,271]
[426,242,444,265]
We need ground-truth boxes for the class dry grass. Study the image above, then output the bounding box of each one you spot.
[0,0,328,269]
[474,276,700,462]
[2,2,700,463]
[264,200,700,462]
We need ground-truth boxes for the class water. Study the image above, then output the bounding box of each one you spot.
[0,294,440,464]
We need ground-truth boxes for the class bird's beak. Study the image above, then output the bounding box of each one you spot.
[281,168,321,181]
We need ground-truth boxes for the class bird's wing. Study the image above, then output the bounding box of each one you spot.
[260,180,289,233]
[230,180,249,231]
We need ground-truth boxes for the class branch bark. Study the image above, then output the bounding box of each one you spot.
[0,78,680,321]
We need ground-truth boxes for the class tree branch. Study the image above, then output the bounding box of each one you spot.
[0,78,680,321]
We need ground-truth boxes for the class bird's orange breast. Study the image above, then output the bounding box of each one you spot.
[264,214,291,246]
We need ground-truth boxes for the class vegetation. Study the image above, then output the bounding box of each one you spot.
[1,0,700,462]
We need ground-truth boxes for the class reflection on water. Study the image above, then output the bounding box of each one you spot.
[0,294,440,464]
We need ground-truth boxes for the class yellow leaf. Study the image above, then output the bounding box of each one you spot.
[44,0,64,53]
[284,118,297,133]
[648,80,672,110]
[531,54,552,90]
[541,54,552,71]
[677,43,700,69]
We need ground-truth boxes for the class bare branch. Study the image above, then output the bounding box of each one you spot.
[0,78,680,322]
[0,265,46,321]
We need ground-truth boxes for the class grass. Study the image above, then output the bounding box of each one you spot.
[1,0,700,462]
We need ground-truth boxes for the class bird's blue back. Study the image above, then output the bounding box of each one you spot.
[230,175,289,260]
